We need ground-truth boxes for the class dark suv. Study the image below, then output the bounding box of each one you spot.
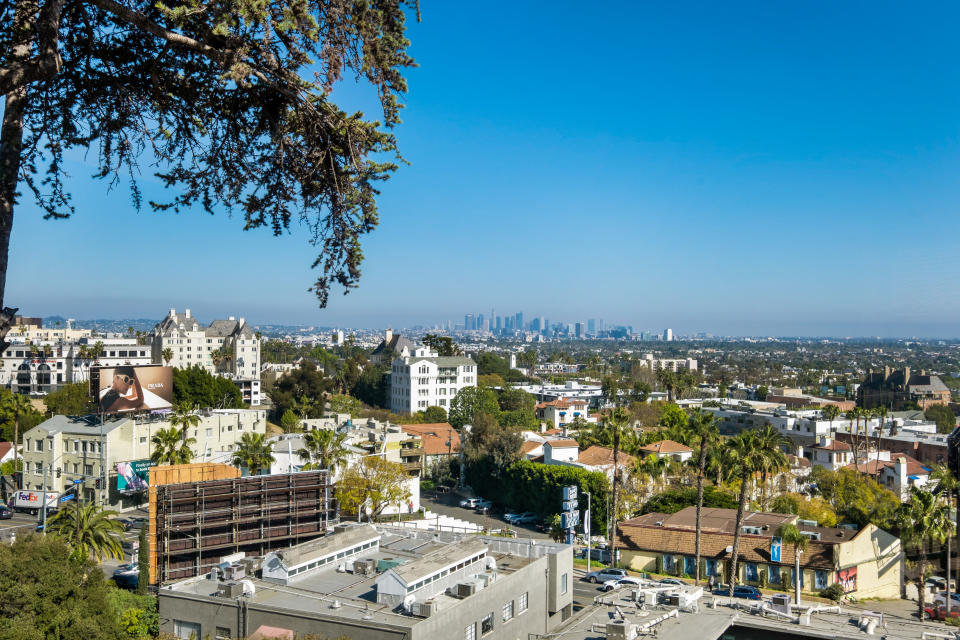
[714,585,762,600]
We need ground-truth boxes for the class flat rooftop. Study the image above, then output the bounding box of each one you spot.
[165,527,552,627]
[558,593,942,640]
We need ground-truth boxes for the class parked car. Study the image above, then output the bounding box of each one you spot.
[503,512,520,522]
[0,505,12,520]
[112,563,139,590]
[476,498,492,509]
[713,585,762,600]
[926,605,960,621]
[928,576,957,591]
[601,577,643,592]
[508,512,537,525]
[459,498,480,508]
[435,485,451,494]
[659,578,685,586]
[475,505,491,516]
[934,592,960,608]
[586,568,628,584]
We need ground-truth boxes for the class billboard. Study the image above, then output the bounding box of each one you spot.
[837,566,857,593]
[116,459,154,493]
[95,365,173,414]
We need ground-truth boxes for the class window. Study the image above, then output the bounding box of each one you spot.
[768,564,780,584]
[139,437,147,444]
[173,620,201,639]
[502,601,514,622]
[465,623,476,640]
[215,627,231,640]
[36,440,43,452]
[481,613,493,635]
[34,462,42,474]
[561,573,568,595]
[72,463,79,473]
[84,464,93,475]
[518,592,528,612]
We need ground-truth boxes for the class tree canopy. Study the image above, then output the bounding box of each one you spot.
[41,381,96,415]
[172,366,244,409]
[640,486,737,515]
[809,466,899,529]
[0,0,420,347]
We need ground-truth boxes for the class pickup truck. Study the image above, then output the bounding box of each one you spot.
[10,490,59,515]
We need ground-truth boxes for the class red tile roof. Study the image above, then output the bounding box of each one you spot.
[521,440,544,455]
[843,455,930,477]
[399,423,460,456]
[535,398,589,410]
[638,440,693,455]
[813,440,851,451]
[577,445,635,468]
[0,442,12,460]
[544,439,579,449]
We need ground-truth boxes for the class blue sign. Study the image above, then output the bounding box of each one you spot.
[72,479,84,484]
[771,537,782,563]
[60,493,75,503]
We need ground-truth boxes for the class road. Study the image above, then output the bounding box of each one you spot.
[1,506,146,579]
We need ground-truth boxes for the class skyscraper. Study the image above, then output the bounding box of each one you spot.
[515,312,524,331]
[664,328,673,342]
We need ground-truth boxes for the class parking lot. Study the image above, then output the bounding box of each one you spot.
[420,489,553,539]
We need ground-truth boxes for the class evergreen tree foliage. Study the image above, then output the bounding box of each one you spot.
[172,366,244,409]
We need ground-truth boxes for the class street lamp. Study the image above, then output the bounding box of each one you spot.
[583,490,592,575]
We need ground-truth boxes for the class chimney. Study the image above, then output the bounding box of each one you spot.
[796,445,804,459]
[185,308,191,318]
[385,328,393,344]
[895,456,908,491]
[239,317,245,327]
[169,308,176,317]
[229,316,235,321]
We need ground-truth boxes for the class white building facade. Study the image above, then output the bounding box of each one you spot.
[151,308,261,405]
[389,348,477,414]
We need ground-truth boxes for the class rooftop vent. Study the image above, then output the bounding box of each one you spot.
[797,519,818,528]
[800,531,821,541]
[456,582,477,598]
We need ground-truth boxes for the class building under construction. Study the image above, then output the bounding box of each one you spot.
[148,464,337,584]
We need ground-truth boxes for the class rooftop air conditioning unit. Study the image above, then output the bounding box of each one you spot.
[797,519,818,527]
[741,526,761,535]
[456,582,477,598]
[224,563,246,580]
[217,581,244,599]
[412,600,437,617]
[800,531,821,541]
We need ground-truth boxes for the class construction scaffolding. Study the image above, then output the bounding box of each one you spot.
[150,469,337,584]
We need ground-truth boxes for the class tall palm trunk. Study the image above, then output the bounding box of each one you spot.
[919,541,927,620]
[728,477,750,595]
[851,415,860,468]
[610,428,620,568]
[694,434,708,585]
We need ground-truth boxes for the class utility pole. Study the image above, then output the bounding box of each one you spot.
[40,463,48,534]
[584,490,592,575]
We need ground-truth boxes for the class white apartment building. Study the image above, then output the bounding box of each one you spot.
[639,353,697,372]
[21,409,266,508]
[0,335,152,394]
[389,347,477,414]
[151,308,261,405]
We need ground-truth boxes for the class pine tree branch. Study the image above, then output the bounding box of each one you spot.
[0,0,65,94]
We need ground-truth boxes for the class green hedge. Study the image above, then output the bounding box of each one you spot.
[466,458,609,532]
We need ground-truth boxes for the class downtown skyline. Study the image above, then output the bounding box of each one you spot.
[6,1,960,337]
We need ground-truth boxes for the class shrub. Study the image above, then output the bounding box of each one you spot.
[820,583,845,601]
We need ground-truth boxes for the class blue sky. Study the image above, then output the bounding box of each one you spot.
[8,1,960,336]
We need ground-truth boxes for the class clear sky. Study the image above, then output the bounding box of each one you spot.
[8,1,960,336]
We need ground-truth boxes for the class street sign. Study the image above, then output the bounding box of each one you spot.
[562,485,577,501]
[59,493,75,503]
[771,537,782,563]
[562,500,578,512]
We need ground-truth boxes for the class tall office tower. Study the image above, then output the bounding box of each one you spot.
[598,318,604,333]
[464,314,470,331]
[587,319,596,334]
[490,309,495,331]
[477,314,484,331]
[575,322,585,339]
[530,317,541,333]
[543,319,549,335]
[495,316,502,331]
[515,312,523,331]
[664,328,673,342]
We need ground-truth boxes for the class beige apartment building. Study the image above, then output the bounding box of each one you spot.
[21,409,266,509]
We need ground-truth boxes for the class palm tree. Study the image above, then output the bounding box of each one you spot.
[151,427,196,465]
[897,486,954,619]
[656,368,677,403]
[297,429,349,474]
[161,347,174,365]
[822,404,840,439]
[233,432,275,475]
[607,407,629,568]
[723,430,766,596]
[2,392,31,475]
[46,502,125,563]
[168,402,200,435]
[685,409,718,585]
[845,408,862,468]
[931,465,960,614]
[873,406,889,475]
[775,523,808,605]
[754,423,792,510]
[91,340,104,363]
